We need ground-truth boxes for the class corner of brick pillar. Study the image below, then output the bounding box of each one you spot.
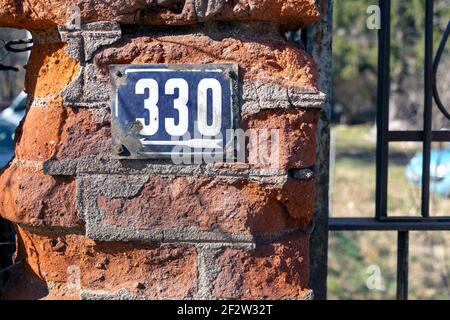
[0,0,326,300]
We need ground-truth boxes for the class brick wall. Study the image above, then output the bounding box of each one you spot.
[0,0,327,300]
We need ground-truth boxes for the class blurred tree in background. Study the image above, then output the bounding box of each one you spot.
[333,0,450,129]
[330,0,450,300]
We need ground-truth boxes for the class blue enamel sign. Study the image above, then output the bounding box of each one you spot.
[110,64,238,159]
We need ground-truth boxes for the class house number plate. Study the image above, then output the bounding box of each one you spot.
[110,64,238,159]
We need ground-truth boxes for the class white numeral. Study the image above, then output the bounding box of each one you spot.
[165,78,189,136]
[197,78,222,136]
[136,77,223,137]
[136,79,159,136]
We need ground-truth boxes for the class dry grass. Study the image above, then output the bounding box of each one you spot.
[328,124,450,300]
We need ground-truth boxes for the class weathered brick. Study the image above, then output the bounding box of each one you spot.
[94,28,318,91]
[0,0,320,30]
[85,175,315,240]
[5,228,198,299]
[212,234,311,299]
[243,109,321,169]
[15,99,111,161]
[25,43,80,98]
[82,239,198,298]
[55,107,111,160]
[0,0,326,301]
[16,229,84,283]
[0,165,80,228]
[15,98,65,161]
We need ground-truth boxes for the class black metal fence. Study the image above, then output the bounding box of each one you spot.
[328,0,450,300]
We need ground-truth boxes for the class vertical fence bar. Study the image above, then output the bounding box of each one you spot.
[376,0,391,220]
[422,0,434,218]
[396,231,409,300]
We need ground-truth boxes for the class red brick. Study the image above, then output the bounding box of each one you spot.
[25,43,80,98]
[96,176,315,236]
[15,99,111,161]
[243,109,321,169]
[6,228,198,299]
[0,0,320,30]
[15,98,64,161]
[0,165,80,228]
[55,108,111,160]
[213,234,311,299]
[94,33,318,91]
[82,240,198,298]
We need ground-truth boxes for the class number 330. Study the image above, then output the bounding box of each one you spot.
[135,78,222,137]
